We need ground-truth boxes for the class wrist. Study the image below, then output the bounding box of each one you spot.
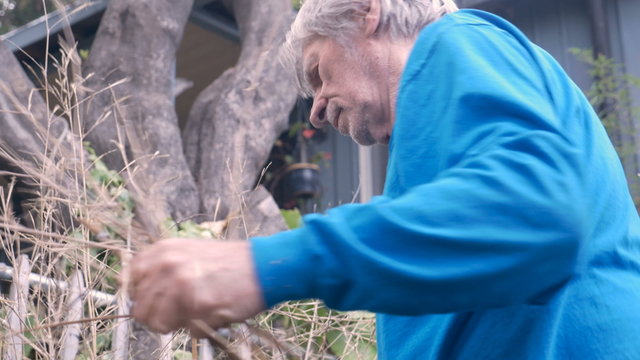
[250,228,316,307]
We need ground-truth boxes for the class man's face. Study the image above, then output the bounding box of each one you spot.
[302,36,395,145]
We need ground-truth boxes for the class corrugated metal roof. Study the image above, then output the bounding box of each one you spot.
[0,0,238,53]
[0,0,108,52]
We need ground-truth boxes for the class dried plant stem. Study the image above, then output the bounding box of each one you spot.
[1,315,132,338]
[191,320,247,360]
[2,255,32,360]
[0,222,125,251]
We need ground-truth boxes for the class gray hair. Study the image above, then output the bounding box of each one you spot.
[282,0,459,97]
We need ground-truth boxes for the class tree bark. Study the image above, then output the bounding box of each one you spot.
[80,0,201,356]
[0,40,74,168]
[1,0,297,357]
[0,39,86,228]
[82,0,200,222]
[183,0,297,232]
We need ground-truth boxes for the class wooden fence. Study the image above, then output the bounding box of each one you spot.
[0,255,224,360]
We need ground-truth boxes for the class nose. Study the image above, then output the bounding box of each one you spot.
[309,97,328,128]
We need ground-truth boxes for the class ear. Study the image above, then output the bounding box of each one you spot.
[363,0,381,37]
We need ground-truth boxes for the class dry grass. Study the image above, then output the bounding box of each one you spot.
[0,4,376,359]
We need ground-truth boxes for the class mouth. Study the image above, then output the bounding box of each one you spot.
[331,110,340,130]
[329,108,345,135]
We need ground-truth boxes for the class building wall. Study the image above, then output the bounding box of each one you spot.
[314,132,361,210]
[465,0,640,193]
[462,0,640,133]
[461,0,594,97]
[614,0,640,119]
[611,0,640,80]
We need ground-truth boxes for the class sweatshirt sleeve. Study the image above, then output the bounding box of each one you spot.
[251,17,587,315]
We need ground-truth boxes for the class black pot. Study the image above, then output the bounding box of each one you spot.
[273,163,322,209]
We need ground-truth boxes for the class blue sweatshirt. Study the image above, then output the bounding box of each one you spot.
[251,10,640,359]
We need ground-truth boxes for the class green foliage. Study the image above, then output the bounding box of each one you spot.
[281,208,302,229]
[85,142,122,187]
[173,350,193,360]
[78,48,89,60]
[571,48,640,203]
[85,141,133,214]
[288,121,306,138]
[162,218,219,239]
[291,0,302,11]
[326,321,378,360]
[263,300,377,359]
[77,331,112,359]
[275,210,378,359]
[570,48,640,145]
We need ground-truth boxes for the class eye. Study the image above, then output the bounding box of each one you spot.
[307,65,321,90]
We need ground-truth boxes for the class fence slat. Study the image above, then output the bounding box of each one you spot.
[3,255,32,360]
[0,262,114,306]
[198,338,214,360]
[233,324,252,360]
[159,333,173,360]
[111,291,130,360]
[58,270,85,360]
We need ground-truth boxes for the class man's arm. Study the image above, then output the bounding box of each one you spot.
[252,17,589,314]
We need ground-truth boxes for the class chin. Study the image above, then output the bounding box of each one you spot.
[351,132,377,146]
[352,127,391,145]
[354,138,375,146]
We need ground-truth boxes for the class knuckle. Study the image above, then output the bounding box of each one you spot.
[131,303,146,323]
[173,268,193,287]
[148,320,170,334]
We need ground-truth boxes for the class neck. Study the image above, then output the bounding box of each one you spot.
[384,36,417,130]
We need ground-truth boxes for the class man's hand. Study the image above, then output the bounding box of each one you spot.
[128,238,265,336]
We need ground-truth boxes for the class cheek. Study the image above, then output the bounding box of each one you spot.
[359,97,382,119]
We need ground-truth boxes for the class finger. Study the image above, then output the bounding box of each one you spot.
[130,268,170,324]
[189,306,237,336]
[131,266,189,333]
[128,244,174,298]
[144,290,187,333]
[130,278,154,324]
[127,251,155,295]
[188,318,220,339]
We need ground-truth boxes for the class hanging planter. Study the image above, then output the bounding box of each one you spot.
[263,98,330,210]
[271,163,322,209]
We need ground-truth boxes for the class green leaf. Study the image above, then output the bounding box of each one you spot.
[173,350,193,360]
[327,329,377,360]
[79,49,90,60]
[281,208,302,229]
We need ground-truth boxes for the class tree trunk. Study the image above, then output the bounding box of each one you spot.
[0,39,84,228]
[0,39,78,169]
[183,0,296,234]
[82,0,200,222]
[0,0,297,357]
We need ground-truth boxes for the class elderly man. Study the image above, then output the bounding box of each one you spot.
[130,0,640,358]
